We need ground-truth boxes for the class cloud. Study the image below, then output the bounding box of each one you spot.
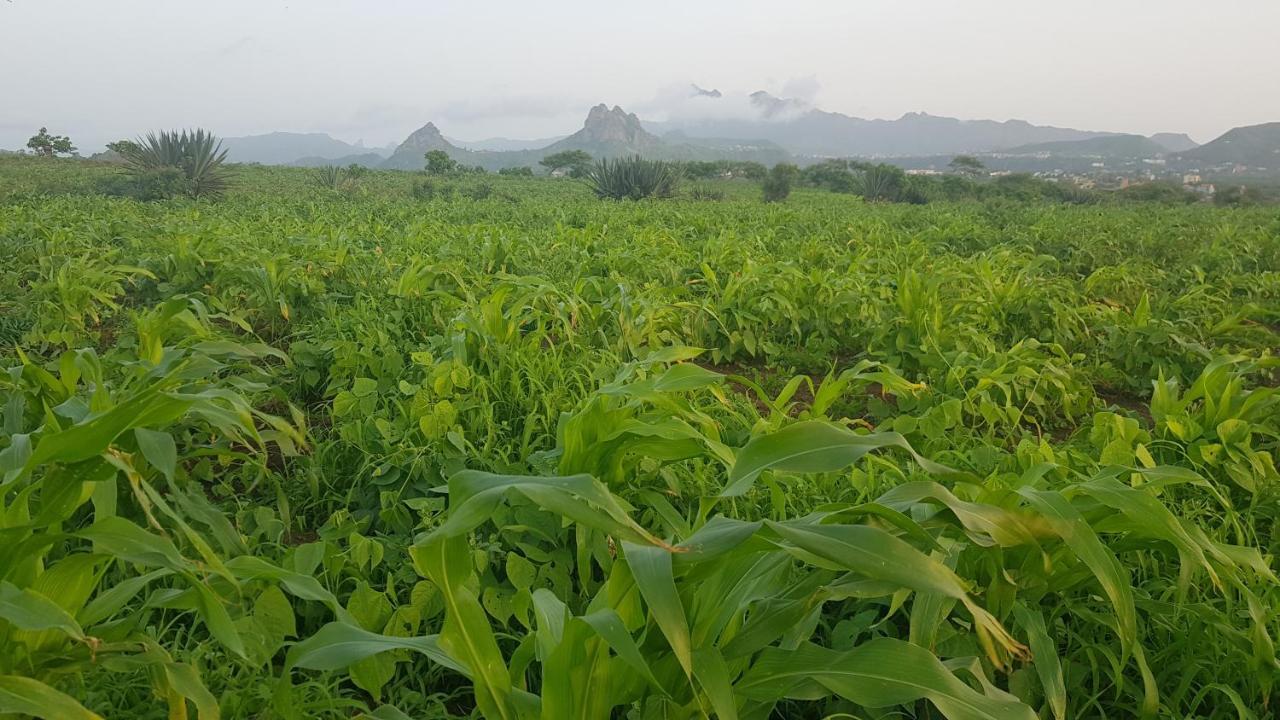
[433,94,575,124]
[780,75,821,105]
[634,77,819,125]
[216,36,260,57]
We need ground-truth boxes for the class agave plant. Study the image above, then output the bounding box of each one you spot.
[120,128,232,199]
[586,155,681,200]
[857,163,905,202]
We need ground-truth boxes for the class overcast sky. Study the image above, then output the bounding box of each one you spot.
[3,0,1277,152]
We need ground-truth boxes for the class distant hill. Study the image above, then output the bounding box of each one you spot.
[1002,134,1167,158]
[380,123,478,170]
[381,104,789,172]
[1179,122,1280,166]
[1150,133,1199,153]
[289,152,387,168]
[646,91,1121,157]
[451,135,567,152]
[541,104,664,156]
[222,132,387,165]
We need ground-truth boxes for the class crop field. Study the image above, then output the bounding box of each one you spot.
[2,156,1280,719]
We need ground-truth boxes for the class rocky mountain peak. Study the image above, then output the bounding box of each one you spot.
[579,104,652,146]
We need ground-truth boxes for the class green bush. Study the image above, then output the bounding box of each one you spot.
[461,181,493,200]
[97,166,186,200]
[858,164,907,202]
[762,163,799,202]
[688,184,725,201]
[411,178,454,201]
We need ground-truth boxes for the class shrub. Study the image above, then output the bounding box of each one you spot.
[586,155,681,200]
[498,166,534,176]
[461,181,493,200]
[412,178,455,201]
[1214,185,1269,207]
[857,164,907,202]
[313,165,345,191]
[802,159,859,193]
[688,184,725,201]
[1114,182,1197,205]
[900,176,932,204]
[97,166,186,200]
[762,163,799,202]
[119,128,232,199]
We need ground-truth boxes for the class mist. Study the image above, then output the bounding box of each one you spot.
[4,0,1280,151]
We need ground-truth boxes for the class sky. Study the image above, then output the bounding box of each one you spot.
[3,0,1278,152]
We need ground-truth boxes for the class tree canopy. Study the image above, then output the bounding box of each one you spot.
[26,127,76,158]
[539,149,593,177]
[948,155,986,177]
[424,149,458,175]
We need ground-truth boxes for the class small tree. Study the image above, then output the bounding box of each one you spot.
[858,164,907,202]
[540,149,593,177]
[424,149,458,175]
[762,163,799,202]
[106,139,141,156]
[26,127,76,157]
[498,166,534,176]
[948,155,986,177]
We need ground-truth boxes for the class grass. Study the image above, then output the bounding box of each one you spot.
[0,155,1278,719]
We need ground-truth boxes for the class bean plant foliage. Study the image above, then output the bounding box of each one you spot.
[0,156,1278,719]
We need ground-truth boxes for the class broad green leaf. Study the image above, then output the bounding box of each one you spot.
[163,661,221,720]
[430,471,668,548]
[0,675,102,719]
[652,363,724,392]
[284,621,465,676]
[225,555,354,624]
[766,520,1025,663]
[1011,604,1066,720]
[879,481,1042,547]
[622,542,693,676]
[77,516,188,570]
[412,535,517,720]
[693,646,738,720]
[579,609,665,693]
[192,582,246,659]
[1019,487,1137,654]
[0,581,86,641]
[24,385,192,471]
[725,421,955,497]
[738,638,1035,720]
[134,428,178,481]
[80,568,172,627]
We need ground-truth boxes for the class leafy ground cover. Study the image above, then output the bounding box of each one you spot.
[1,156,1279,718]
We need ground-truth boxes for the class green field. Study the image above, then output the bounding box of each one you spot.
[2,156,1279,719]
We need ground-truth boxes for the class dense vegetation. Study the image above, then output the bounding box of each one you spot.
[1,155,1279,719]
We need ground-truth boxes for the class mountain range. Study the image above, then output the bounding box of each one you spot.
[208,88,1280,172]
[1000,134,1175,158]
[1179,122,1280,166]
[221,132,392,165]
[644,92,1134,157]
[379,104,788,171]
